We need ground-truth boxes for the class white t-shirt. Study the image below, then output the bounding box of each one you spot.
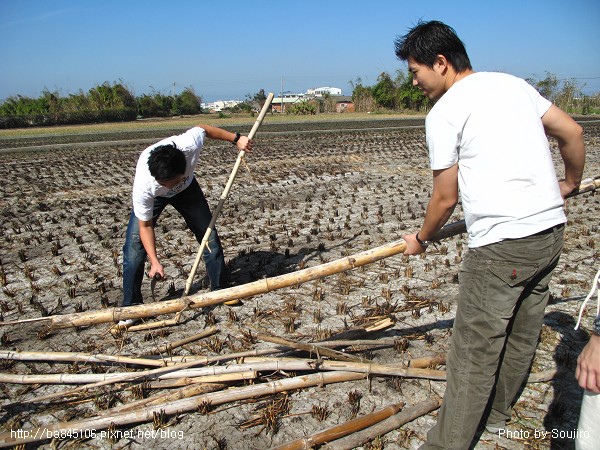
[132,127,206,221]
[426,72,566,248]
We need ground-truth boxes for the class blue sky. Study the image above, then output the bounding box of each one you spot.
[1,0,599,102]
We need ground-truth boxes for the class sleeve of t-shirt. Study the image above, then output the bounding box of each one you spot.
[132,185,154,222]
[173,126,206,152]
[426,113,460,170]
[520,79,552,117]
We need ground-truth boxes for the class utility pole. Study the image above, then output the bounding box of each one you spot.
[280,76,284,114]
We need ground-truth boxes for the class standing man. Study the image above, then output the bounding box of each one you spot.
[395,20,585,449]
[122,125,252,316]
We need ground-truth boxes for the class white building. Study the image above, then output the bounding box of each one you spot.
[201,100,243,112]
[306,87,342,97]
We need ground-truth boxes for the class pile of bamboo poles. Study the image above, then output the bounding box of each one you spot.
[0,319,558,448]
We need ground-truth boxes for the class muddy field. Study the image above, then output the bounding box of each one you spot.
[0,117,598,449]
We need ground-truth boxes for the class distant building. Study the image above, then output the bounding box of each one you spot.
[208,86,353,114]
[335,96,355,113]
[271,93,306,113]
[307,86,342,97]
[201,100,242,112]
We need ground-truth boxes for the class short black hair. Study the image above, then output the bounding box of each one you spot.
[394,20,472,73]
[147,143,186,180]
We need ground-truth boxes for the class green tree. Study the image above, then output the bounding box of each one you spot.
[286,100,316,115]
[350,77,375,112]
[251,89,268,110]
[371,72,397,109]
[137,94,161,117]
[88,81,135,110]
[555,79,580,113]
[526,72,559,101]
[395,70,429,111]
[174,87,201,115]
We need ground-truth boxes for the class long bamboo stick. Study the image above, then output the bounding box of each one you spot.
[0,350,165,367]
[146,326,219,355]
[10,358,445,390]
[270,402,405,450]
[0,371,366,448]
[2,236,412,329]
[99,381,231,415]
[184,92,275,296]
[320,398,442,450]
[2,176,596,330]
[257,332,369,363]
[146,370,256,388]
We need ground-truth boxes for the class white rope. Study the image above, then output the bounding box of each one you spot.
[574,268,600,330]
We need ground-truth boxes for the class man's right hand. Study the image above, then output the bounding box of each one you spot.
[148,262,165,280]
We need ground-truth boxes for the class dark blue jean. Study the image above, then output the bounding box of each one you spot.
[122,178,226,306]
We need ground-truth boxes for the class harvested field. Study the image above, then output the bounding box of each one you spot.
[0,116,598,449]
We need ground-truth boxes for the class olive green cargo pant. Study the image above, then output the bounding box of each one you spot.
[421,225,564,450]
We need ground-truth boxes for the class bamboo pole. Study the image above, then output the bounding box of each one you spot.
[146,370,256,388]
[270,402,405,450]
[100,382,231,415]
[0,350,165,367]
[0,371,366,448]
[257,332,370,363]
[2,236,412,329]
[184,92,275,296]
[320,398,442,450]
[0,368,261,385]
[146,326,219,355]
[12,357,445,391]
[2,176,596,330]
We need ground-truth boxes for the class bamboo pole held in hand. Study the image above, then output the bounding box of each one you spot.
[184,93,274,296]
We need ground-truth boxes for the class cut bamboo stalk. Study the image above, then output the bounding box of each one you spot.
[184,92,275,296]
[11,358,446,389]
[527,368,558,383]
[405,354,446,368]
[0,350,165,367]
[147,370,256,388]
[2,237,411,329]
[320,398,442,450]
[318,318,395,343]
[311,339,406,348]
[146,326,219,355]
[2,177,595,330]
[119,318,179,332]
[270,402,405,450]
[101,381,231,415]
[0,371,366,448]
[257,333,370,363]
[23,348,295,402]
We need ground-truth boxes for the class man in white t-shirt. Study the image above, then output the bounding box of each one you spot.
[122,124,252,311]
[395,21,585,449]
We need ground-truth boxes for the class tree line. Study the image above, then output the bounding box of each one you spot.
[1,72,597,128]
[350,70,599,115]
[0,82,204,129]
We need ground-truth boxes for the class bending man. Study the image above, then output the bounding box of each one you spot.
[122,125,252,313]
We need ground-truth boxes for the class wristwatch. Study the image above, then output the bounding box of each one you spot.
[232,132,241,144]
[593,315,600,336]
[415,232,429,248]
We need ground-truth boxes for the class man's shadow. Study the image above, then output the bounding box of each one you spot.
[542,309,589,449]
[158,231,366,301]
[153,249,306,303]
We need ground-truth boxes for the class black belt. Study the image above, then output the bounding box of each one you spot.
[532,224,564,236]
